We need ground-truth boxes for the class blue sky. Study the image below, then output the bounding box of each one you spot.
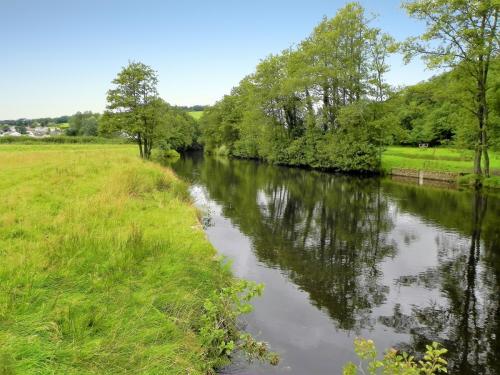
[1,0,434,119]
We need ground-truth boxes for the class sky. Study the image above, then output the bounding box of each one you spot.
[0,0,435,119]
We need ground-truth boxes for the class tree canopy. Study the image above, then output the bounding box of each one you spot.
[100,62,199,158]
[200,2,395,172]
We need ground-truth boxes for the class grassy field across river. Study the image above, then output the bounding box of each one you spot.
[382,146,500,188]
[0,144,230,374]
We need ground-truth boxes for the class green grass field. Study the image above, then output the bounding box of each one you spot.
[188,111,203,120]
[382,146,500,188]
[0,144,229,374]
[382,146,500,173]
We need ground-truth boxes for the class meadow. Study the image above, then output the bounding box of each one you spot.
[382,146,500,172]
[187,111,203,120]
[0,144,230,374]
[382,146,500,187]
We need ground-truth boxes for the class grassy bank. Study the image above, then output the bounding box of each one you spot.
[382,146,500,188]
[0,144,230,374]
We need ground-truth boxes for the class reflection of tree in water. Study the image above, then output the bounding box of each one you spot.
[175,155,396,331]
[380,191,500,375]
[173,155,500,374]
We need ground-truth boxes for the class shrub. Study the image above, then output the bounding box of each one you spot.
[343,338,448,375]
[199,279,279,372]
[151,148,180,162]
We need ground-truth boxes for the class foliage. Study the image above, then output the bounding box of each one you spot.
[100,61,160,159]
[66,111,100,136]
[199,2,499,175]
[373,59,500,149]
[402,0,499,176]
[101,62,199,158]
[343,338,448,375]
[151,148,180,162]
[200,2,395,173]
[199,280,279,372]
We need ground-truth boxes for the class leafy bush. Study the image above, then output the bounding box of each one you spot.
[199,279,279,372]
[207,145,230,157]
[343,338,448,375]
[151,148,180,162]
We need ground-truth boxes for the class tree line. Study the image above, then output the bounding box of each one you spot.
[199,0,499,176]
[201,2,394,172]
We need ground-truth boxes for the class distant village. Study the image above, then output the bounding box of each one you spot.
[0,125,64,137]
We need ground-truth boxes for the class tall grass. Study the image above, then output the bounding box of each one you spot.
[0,145,229,374]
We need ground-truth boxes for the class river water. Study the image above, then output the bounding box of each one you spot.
[170,153,500,375]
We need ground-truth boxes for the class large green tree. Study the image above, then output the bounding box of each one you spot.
[402,0,499,177]
[101,62,160,159]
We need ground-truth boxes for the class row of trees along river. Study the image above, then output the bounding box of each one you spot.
[199,1,499,176]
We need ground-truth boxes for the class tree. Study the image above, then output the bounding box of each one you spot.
[402,0,499,177]
[101,62,160,159]
[67,111,99,136]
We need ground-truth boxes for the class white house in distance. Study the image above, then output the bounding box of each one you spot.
[0,126,22,137]
[0,125,63,137]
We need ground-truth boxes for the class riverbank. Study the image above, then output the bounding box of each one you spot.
[0,144,232,374]
[382,146,500,189]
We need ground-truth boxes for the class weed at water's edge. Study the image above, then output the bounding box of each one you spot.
[198,279,279,373]
[343,338,447,375]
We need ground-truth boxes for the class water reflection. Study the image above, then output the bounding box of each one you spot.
[171,153,500,375]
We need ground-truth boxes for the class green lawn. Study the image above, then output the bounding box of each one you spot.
[0,144,229,374]
[382,146,500,187]
[382,146,500,173]
[188,111,204,120]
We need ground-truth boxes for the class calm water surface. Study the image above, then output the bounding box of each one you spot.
[171,153,500,375]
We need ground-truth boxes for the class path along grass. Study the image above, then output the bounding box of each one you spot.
[0,144,230,374]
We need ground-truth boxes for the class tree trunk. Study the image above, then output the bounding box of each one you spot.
[143,137,148,160]
[137,133,144,159]
[305,88,315,129]
[474,68,486,176]
[482,130,490,177]
[147,138,153,159]
[322,83,330,132]
[473,144,482,176]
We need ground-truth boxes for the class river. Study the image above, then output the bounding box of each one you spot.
[170,152,500,375]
